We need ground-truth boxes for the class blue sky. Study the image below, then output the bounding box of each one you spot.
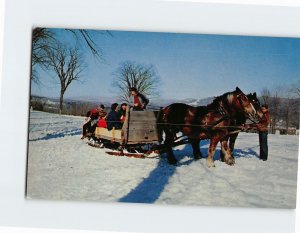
[31,29,300,101]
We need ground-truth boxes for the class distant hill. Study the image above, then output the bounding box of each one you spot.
[31,95,216,111]
[149,96,214,108]
[182,97,215,106]
[66,95,119,106]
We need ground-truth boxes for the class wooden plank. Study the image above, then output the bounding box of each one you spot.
[127,110,159,143]
[94,127,122,142]
[94,108,160,145]
[122,106,130,144]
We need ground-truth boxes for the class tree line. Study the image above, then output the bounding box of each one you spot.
[30,96,98,116]
[260,85,300,133]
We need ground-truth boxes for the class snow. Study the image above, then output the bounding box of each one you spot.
[26,111,299,208]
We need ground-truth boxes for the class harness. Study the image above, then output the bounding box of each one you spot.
[206,99,231,128]
[200,98,244,132]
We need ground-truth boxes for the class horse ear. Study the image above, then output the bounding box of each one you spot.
[235,87,242,93]
[253,92,257,98]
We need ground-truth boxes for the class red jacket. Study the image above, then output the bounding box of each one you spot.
[97,119,107,128]
[89,108,99,120]
[256,111,270,132]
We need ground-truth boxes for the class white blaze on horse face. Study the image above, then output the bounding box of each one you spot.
[248,101,256,114]
[245,100,259,121]
[240,95,253,114]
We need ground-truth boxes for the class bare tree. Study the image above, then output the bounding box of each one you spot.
[290,80,300,97]
[280,85,299,132]
[31,28,55,83]
[65,29,111,58]
[47,44,85,114]
[269,87,282,134]
[297,87,300,97]
[31,27,109,83]
[260,85,299,133]
[260,88,271,105]
[113,61,160,103]
[289,98,300,129]
[283,98,292,132]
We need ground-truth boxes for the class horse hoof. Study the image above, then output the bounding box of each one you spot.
[168,157,177,165]
[194,154,202,160]
[225,158,235,166]
[207,160,215,168]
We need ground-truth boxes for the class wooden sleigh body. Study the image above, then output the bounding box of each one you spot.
[88,107,161,158]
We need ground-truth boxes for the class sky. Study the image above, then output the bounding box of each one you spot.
[31,28,300,101]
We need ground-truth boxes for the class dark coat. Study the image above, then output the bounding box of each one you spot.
[106,110,122,130]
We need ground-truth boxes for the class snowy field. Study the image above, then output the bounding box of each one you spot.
[26,111,299,209]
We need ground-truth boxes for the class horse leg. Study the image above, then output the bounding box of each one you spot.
[164,131,177,165]
[191,138,202,160]
[165,142,177,165]
[207,137,219,168]
[229,133,238,157]
[220,139,235,166]
[220,135,229,162]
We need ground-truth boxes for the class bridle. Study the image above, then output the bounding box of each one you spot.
[236,92,258,123]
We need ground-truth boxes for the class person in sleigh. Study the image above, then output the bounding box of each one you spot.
[129,87,149,111]
[81,105,107,139]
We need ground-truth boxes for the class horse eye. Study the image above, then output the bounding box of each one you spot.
[241,95,247,101]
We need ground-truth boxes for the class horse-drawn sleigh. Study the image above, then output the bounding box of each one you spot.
[86,87,262,167]
[88,107,161,158]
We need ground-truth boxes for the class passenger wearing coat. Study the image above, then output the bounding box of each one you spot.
[97,104,107,128]
[118,103,127,123]
[106,103,122,130]
[81,106,100,139]
[130,87,149,111]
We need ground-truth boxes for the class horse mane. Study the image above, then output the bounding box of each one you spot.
[191,91,235,120]
[206,90,236,110]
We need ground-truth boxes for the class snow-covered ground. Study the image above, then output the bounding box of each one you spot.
[26,111,299,208]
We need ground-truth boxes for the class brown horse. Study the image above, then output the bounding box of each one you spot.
[158,87,260,167]
[220,92,261,161]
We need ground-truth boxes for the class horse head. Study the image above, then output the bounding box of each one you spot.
[234,87,261,122]
[247,92,263,116]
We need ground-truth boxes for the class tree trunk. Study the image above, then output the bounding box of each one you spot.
[271,117,276,134]
[285,99,290,133]
[59,89,64,114]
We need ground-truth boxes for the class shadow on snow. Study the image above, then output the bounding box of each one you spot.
[233,147,259,159]
[118,140,259,204]
[29,129,81,142]
[118,140,210,204]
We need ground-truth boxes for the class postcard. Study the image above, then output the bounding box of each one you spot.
[27,28,300,209]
